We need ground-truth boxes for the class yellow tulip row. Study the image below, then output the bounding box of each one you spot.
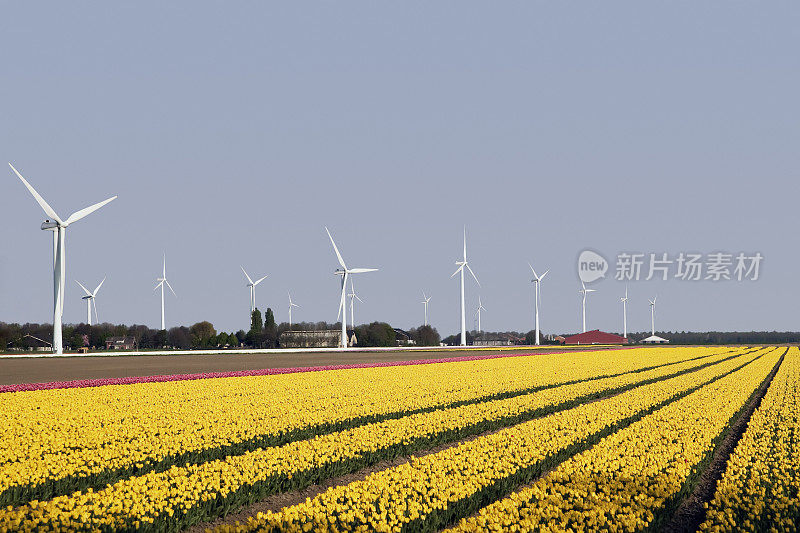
[0,346,726,506]
[445,348,785,533]
[203,349,776,533]
[0,348,759,531]
[700,350,800,532]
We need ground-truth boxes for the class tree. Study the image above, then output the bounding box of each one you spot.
[411,325,440,346]
[167,327,191,349]
[354,322,396,347]
[250,308,263,333]
[264,308,277,348]
[153,329,168,348]
[190,321,216,348]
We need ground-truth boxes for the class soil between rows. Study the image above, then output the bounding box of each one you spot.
[185,350,756,532]
[659,348,787,533]
[0,346,617,386]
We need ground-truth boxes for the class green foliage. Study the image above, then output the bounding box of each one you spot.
[354,322,396,347]
[190,321,217,348]
[411,325,441,346]
[250,308,263,333]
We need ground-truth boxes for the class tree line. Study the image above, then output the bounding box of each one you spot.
[0,307,442,351]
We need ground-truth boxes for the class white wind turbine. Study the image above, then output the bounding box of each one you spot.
[154,255,176,330]
[579,281,597,333]
[347,278,363,331]
[241,266,268,315]
[326,227,378,348]
[649,295,657,336]
[287,292,300,328]
[620,286,629,339]
[451,228,480,346]
[421,291,431,326]
[475,296,487,332]
[76,278,105,326]
[10,163,117,355]
[528,263,549,346]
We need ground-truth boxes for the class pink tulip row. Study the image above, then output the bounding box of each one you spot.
[0,347,617,393]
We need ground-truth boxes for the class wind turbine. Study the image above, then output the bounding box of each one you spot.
[528,263,549,345]
[241,266,268,315]
[649,295,657,336]
[154,255,176,330]
[326,227,378,348]
[475,296,487,332]
[347,278,363,331]
[451,227,480,346]
[421,291,431,326]
[579,281,596,333]
[620,286,629,339]
[287,292,300,328]
[10,163,117,354]
[76,278,105,326]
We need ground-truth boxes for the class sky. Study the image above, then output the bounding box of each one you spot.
[1,2,798,336]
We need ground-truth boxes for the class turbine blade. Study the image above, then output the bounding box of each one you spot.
[253,275,268,286]
[348,268,378,274]
[92,298,99,324]
[165,279,177,297]
[451,265,463,278]
[466,263,480,287]
[325,227,347,269]
[528,263,538,279]
[463,226,467,261]
[64,196,117,226]
[93,277,106,296]
[240,266,254,285]
[154,281,163,291]
[9,163,63,224]
[355,294,364,303]
[540,269,550,281]
[75,280,92,296]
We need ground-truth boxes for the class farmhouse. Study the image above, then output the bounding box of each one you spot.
[279,330,341,348]
[563,330,628,345]
[105,337,136,350]
[473,337,513,347]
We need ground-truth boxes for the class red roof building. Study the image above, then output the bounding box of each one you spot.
[563,330,628,345]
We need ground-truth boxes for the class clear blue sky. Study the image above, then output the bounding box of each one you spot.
[1,2,798,335]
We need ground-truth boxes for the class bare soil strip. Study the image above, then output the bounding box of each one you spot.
[0,346,616,386]
[660,348,788,533]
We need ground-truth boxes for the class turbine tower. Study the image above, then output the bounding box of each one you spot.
[326,227,378,348]
[287,292,300,328]
[649,295,657,336]
[475,296,487,332]
[528,263,549,346]
[347,278,363,331]
[421,291,431,326]
[451,227,480,346]
[620,286,629,339]
[10,163,117,354]
[154,255,176,330]
[241,266,268,315]
[76,278,105,326]
[579,281,596,333]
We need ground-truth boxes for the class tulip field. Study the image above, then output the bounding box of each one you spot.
[0,346,797,532]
